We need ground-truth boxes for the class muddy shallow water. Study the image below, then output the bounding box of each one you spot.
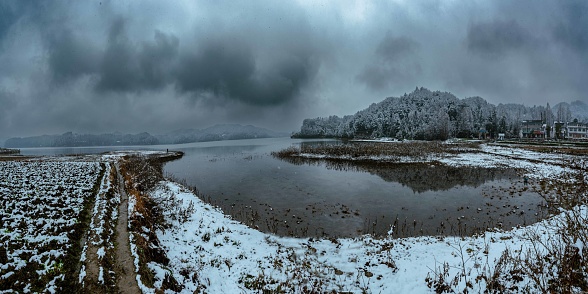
[163,138,548,238]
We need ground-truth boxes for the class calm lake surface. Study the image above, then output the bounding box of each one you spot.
[19,138,547,238]
[161,138,546,238]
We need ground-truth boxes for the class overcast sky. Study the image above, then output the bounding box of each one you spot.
[0,0,587,138]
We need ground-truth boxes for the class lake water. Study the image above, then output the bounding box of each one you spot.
[17,145,166,156]
[161,138,547,238]
[18,138,547,238]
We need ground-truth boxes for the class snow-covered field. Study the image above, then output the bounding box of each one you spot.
[78,162,120,289]
[0,161,102,293]
[0,145,585,293]
[441,143,576,179]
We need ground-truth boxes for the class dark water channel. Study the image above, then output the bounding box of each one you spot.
[163,138,548,238]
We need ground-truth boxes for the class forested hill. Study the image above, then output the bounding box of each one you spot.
[4,124,287,148]
[5,132,159,148]
[294,87,587,140]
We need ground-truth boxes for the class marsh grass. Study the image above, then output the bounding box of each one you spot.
[0,148,19,155]
[272,141,481,162]
[426,160,588,293]
[120,153,183,292]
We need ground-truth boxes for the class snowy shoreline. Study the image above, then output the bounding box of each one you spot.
[146,178,586,293]
[137,143,586,292]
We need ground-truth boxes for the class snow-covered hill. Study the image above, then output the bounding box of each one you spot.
[294,87,585,139]
[554,100,588,123]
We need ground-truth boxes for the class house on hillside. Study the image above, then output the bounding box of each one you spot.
[521,120,544,138]
[567,122,588,139]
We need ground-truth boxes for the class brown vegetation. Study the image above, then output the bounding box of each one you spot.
[272,141,481,162]
[0,148,19,155]
[426,160,588,293]
[119,152,184,292]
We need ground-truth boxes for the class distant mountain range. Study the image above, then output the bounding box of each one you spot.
[4,124,288,148]
[293,87,588,140]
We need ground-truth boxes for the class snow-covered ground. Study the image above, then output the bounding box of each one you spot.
[1,146,585,293]
[147,180,586,293]
[292,142,581,180]
[0,151,176,293]
[0,161,101,293]
[440,144,575,179]
[79,162,120,288]
[125,142,585,293]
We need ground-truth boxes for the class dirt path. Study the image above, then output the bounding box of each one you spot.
[114,163,141,294]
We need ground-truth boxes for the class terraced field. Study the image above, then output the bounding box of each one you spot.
[0,161,103,293]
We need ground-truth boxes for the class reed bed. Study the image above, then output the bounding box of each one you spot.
[272,141,481,162]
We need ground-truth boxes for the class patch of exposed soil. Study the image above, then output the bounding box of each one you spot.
[114,163,141,294]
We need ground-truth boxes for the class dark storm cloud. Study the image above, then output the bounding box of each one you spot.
[42,11,180,92]
[47,29,99,83]
[466,20,532,57]
[175,40,255,99]
[357,34,421,91]
[94,18,179,92]
[81,12,317,106]
[552,1,588,54]
[95,18,139,92]
[0,2,19,44]
[1,0,587,139]
[175,38,317,106]
[138,31,179,90]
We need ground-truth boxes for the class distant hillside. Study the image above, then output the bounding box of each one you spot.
[5,132,160,148]
[293,87,587,140]
[4,124,287,148]
[156,124,288,144]
[554,100,588,123]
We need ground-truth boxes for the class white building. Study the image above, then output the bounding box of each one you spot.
[567,122,588,139]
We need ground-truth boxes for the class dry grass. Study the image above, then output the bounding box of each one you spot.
[521,145,588,156]
[272,141,481,161]
[0,156,32,161]
[0,148,19,155]
[426,160,588,293]
[495,140,588,156]
[119,154,183,292]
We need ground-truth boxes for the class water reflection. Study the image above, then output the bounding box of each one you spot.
[278,157,520,192]
[161,138,547,238]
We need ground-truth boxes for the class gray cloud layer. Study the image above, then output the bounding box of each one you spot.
[0,0,586,139]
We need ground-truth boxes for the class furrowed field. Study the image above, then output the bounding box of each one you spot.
[0,160,103,293]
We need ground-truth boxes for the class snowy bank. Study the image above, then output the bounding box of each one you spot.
[145,179,587,293]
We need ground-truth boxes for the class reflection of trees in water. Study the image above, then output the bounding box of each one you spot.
[279,157,520,193]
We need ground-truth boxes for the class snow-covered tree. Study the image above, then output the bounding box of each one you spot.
[293,87,585,140]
